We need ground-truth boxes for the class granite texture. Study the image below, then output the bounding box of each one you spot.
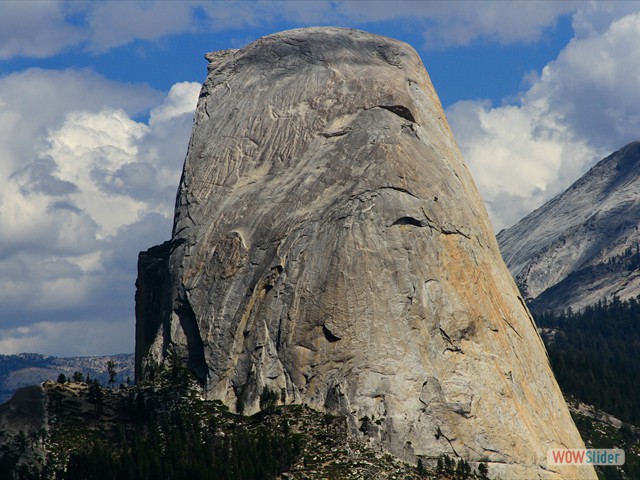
[136,27,595,479]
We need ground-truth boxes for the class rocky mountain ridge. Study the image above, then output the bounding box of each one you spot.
[136,27,594,479]
[0,353,134,404]
[0,374,491,479]
[2,365,633,478]
[498,141,640,314]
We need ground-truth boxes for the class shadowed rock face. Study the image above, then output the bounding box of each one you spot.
[136,27,595,479]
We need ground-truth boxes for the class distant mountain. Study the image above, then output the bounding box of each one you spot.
[498,141,640,314]
[0,353,134,403]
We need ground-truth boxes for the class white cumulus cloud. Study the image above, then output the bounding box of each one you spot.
[0,1,587,60]
[149,81,201,126]
[85,1,196,53]
[447,6,640,231]
[337,0,580,48]
[0,69,200,355]
[0,0,84,59]
[0,318,134,357]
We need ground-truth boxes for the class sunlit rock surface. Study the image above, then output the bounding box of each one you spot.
[136,27,594,479]
[499,141,640,314]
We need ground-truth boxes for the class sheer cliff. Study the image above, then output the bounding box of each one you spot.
[136,27,594,479]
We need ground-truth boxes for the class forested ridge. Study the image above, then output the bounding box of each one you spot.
[536,295,640,425]
[534,296,640,479]
[3,357,473,479]
[5,295,640,478]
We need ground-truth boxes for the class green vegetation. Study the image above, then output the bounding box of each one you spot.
[62,401,302,480]
[259,386,279,414]
[536,296,640,479]
[433,454,475,479]
[536,296,640,424]
[569,407,640,480]
[1,358,305,480]
[106,361,116,387]
[4,355,460,479]
[607,244,640,270]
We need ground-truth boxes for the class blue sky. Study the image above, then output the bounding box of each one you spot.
[1,1,640,357]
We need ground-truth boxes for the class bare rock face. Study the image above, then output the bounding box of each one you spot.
[0,385,47,467]
[136,27,594,479]
[498,141,640,314]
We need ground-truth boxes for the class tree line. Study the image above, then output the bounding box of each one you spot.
[536,295,640,424]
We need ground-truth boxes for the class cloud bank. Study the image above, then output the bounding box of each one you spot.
[447,5,640,230]
[0,68,200,355]
[0,0,578,60]
[2,1,640,356]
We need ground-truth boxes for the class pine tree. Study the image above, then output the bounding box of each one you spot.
[107,360,117,387]
[259,386,279,414]
[478,461,489,479]
[87,379,104,414]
